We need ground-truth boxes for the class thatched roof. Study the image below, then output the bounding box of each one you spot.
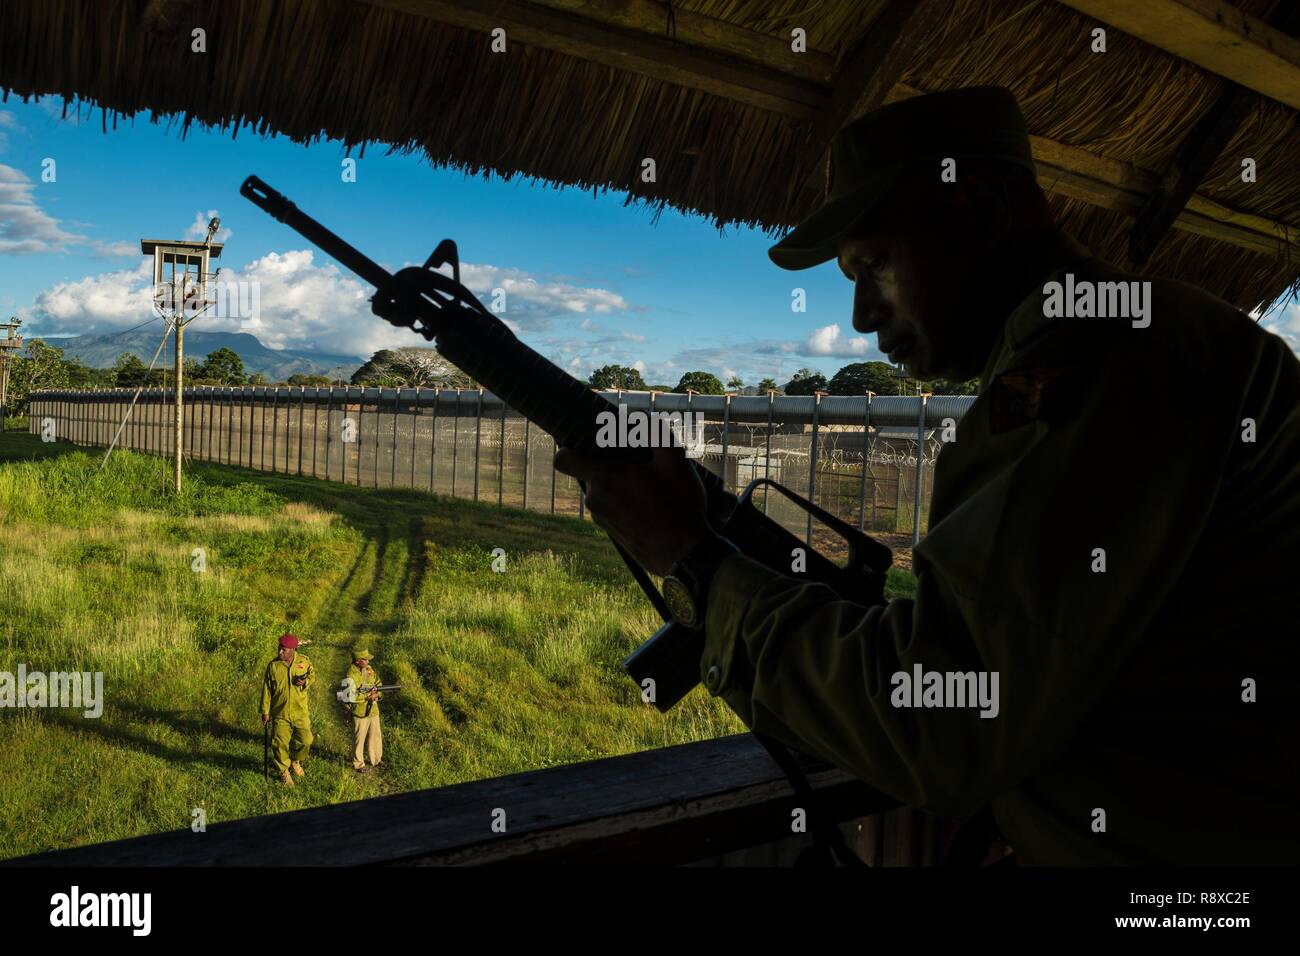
[2,0,1297,313]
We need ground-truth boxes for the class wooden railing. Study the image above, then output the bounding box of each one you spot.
[7,735,903,866]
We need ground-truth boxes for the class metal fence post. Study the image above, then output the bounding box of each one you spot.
[498,397,506,507]
[297,386,305,476]
[522,417,530,510]
[720,392,732,492]
[322,388,333,482]
[271,388,279,473]
[373,389,381,487]
[451,389,460,498]
[347,390,355,485]
[764,391,774,515]
[429,388,439,493]
[410,387,419,488]
[894,443,904,533]
[473,387,483,502]
[313,388,321,479]
[913,393,928,547]
[859,392,873,533]
[807,392,822,546]
[391,388,399,488]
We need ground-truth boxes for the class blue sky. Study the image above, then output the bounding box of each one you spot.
[1,95,1296,385]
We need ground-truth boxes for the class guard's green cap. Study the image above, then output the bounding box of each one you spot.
[769,86,1036,271]
[352,648,372,660]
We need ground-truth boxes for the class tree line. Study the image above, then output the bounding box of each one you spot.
[2,340,977,420]
[585,363,978,396]
[0,341,344,417]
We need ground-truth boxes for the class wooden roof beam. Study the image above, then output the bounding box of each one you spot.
[528,0,835,84]
[862,83,1300,258]
[357,0,828,117]
[1126,85,1258,266]
[1033,137,1296,257]
[361,0,1297,256]
[799,0,951,196]
[1056,0,1300,110]
[1126,3,1300,266]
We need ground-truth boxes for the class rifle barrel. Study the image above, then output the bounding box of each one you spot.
[241,176,394,291]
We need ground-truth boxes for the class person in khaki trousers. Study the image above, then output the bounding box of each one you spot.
[343,648,384,772]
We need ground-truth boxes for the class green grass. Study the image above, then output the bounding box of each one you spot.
[0,432,917,859]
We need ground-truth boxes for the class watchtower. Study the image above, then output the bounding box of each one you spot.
[140,221,223,491]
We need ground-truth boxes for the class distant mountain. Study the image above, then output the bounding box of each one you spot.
[47,331,365,381]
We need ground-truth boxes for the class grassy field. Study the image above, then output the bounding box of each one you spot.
[0,429,915,859]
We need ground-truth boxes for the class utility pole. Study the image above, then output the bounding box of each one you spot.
[0,317,22,427]
[143,218,222,493]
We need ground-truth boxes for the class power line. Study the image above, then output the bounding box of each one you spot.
[97,315,165,339]
[99,316,178,470]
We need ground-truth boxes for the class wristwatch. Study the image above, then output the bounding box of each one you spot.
[662,534,740,629]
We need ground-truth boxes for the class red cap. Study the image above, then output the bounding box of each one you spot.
[279,633,300,649]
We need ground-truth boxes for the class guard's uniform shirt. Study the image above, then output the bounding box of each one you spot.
[262,652,315,722]
[344,662,384,719]
[700,255,1300,864]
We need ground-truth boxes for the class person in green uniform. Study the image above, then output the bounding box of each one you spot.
[555,86,1299,864]
[261,633,315,787]
[343,648,385,773]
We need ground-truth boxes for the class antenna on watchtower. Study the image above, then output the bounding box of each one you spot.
[141,220,224,493]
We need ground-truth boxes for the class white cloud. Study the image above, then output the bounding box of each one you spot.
[0,164,83,254]
[18,248,642,363]
[804,323,871,357]
[458,262,631,331]
[0,163,137,258]
[21,260,156,334]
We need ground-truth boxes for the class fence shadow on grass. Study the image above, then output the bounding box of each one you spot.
[185,457,634,592]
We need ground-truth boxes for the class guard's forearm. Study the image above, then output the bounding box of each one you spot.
[701,555,1009,816]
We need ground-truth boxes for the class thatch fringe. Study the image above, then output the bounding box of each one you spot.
[0,0,1296,311]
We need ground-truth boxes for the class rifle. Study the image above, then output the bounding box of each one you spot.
[336,683,403,703]
[241,176,893,713]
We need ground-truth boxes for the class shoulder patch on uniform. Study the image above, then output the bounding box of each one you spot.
[988,365,1082,434]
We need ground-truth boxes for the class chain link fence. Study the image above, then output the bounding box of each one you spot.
[28,387,975,552]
